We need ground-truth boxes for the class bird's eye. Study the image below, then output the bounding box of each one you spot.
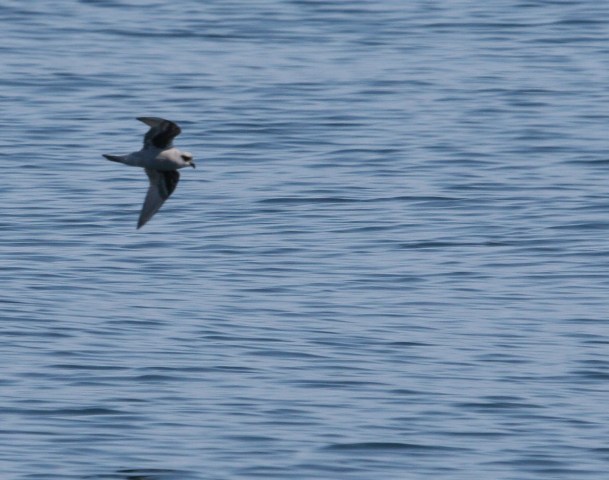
[181,154,192,161]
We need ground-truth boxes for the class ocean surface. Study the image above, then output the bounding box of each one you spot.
[2,1,609,479]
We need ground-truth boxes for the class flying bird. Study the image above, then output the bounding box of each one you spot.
[103,117,195,229]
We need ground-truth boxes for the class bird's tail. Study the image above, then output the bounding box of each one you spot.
[103,154,126,163]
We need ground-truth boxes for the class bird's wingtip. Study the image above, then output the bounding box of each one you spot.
[137,117,167,127]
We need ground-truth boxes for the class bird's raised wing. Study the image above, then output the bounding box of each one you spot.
[137,117,182,150]
[138,169,180,229]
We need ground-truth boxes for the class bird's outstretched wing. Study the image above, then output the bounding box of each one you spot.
[138,169,180,229]
[137,117,182,150]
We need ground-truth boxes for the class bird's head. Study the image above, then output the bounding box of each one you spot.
[181,152,196,168]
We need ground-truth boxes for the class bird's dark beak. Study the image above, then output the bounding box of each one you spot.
[190,161,196,169]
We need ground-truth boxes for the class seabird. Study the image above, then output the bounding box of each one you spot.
[103,117,195,229]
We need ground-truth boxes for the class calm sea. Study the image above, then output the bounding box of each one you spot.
[2,1,609,479]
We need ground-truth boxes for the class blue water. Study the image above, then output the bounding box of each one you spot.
[2,1,609,478]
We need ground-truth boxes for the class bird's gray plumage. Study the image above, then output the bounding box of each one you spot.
[138,116,182,150]
[138,169,180,229]
[103,117,195,229]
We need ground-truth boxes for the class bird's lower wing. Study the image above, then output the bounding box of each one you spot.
[138,169,180,229]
